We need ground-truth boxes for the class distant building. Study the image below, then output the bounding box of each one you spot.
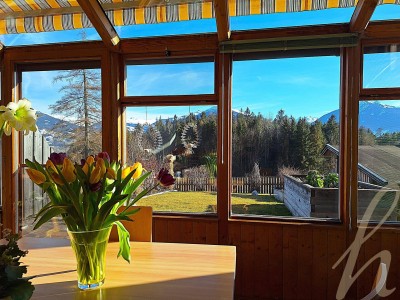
[321,144,399,187]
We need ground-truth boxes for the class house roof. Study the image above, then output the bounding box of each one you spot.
[321,144,388,186]
[321,144,391,186]
[358,145,400,187]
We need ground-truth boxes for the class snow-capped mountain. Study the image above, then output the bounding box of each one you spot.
[318,101,400,133]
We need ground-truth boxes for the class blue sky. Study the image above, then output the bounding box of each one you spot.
[3,5,400,123]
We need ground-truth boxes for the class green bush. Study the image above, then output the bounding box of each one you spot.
[324,173,339,188]
[306,170,324,188]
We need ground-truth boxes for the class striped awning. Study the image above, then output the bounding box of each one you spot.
[0,0,398,35]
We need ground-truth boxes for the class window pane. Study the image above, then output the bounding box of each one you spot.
[125,106,217,214]
[126,62,214,96]
[371,4,400,21]
[21,68,102,237]
[231,8,354,31]
[358,100,400,223]
[363,44,400,88]
[231,55,340,219]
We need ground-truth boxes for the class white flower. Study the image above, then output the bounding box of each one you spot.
[0,98,37,136]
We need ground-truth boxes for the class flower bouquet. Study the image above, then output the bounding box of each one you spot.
[25,152,174,289]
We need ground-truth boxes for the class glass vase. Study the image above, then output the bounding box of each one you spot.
[67,227,112,290]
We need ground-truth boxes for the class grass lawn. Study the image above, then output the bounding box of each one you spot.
[136,191,292,216]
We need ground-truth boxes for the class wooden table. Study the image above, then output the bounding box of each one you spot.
[20,238,236,300]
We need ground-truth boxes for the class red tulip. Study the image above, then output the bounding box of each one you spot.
[157,168,175,187]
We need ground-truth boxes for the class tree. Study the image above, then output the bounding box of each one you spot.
[295,117,311,169]
[308,121,326,170]
[50,68,102,161]
[323,115,339,145]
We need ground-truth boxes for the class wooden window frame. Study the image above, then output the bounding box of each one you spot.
[355,37,400,229]
[120,53,220,219]
[227,48,346,225]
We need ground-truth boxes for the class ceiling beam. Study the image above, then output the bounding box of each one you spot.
[76,0,120,50]
[349,0,379,33]
[214,0,230,42]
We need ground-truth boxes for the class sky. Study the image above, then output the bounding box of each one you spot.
[2,4,400,124]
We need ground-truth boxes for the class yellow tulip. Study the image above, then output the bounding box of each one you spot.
[106,168,116,180]
[96,158,106,177]
[131,162,143,180]
[121,167,131,179]
[26,169,46,185]
[62,158,76,183]
[89,165,102,184]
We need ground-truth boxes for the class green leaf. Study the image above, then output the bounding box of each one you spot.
[5,265,27,281]
[103,214,132,228]
[33,206,67,230]
[24,159,37,169]
[6,279,35,300]
[119,207,140,217]
[114,221,131,263]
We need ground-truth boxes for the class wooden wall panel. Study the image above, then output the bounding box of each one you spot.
[297,227,313,300]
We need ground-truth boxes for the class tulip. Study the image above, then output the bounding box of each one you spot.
[62,158,76,183]
[89,165,102,184]
[82,156,95,175]
[106,168,116,180]
[46,159,57,173]
[121,167,131,179]
[96,158,106,177]
[157,168,175,187]
[26,169,46,185]
[96,152,110,162]
[49,153,67,165]
[131,162,143,180]
[89,181,102,192]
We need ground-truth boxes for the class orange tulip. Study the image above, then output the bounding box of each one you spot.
[89,165,102,184]
[106,168,116,180]
[62,158,76,183]
[82,156,95,175]
[96,158,106,177]
[45,159,57,173]
[26,169,46,185]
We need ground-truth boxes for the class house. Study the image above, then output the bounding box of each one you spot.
[1,1,400,299]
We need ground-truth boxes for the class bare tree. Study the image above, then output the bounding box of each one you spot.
[49,68,101,161]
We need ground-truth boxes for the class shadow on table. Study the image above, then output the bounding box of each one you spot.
[31,273,235,300]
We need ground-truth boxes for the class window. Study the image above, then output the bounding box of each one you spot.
[357,100,400,223]
[124,105,217,214]
[231,53,341,219]
[126,60,215,96]
[363,44,400,88]
[20,67,102,237]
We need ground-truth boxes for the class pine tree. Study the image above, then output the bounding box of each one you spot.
[323,115,340,145]
[49,68,102,161]
[295,117,311,169]
[308,121,326,170]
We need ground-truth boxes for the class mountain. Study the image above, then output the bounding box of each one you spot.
[318,101,400,133]
[125,107,243,131]
[36,112,77,150]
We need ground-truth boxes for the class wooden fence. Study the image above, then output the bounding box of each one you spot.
[174,176,283,194]
[22,132,53,219]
